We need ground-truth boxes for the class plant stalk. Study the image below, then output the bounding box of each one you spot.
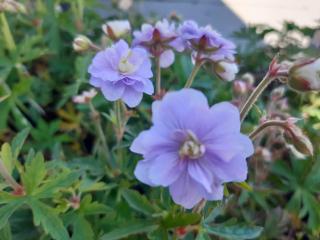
[184,61,203,88]
[240,72,274,122]
[155,57,162,95]
[0,13,16,51]
[249,120,288,140]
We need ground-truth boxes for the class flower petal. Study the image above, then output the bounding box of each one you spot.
[188,160,214,193]
[134,159,156,186]
[159,49,175,68]
[149,152,183,187]
[121,88,143,107]
[101,82,125,101]
[169,172,204,209]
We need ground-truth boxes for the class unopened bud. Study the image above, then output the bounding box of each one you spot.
[0,0,26,14]
[271,86,286,101]
[102,20,131,40]
[72,35,92,52]
[283,121,313,157]
[214,61,239,81]
[288,58,320,92]
[233,80,248,95]
[73,89,97,104]
[241,73,255,87]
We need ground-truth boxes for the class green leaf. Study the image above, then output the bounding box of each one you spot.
[33,171,80,198]
[204,223,263,240]
[234,182,253,192]
[0,143,14,174]
[196,231,211,240]
[122,189,156,215]
[100,221,158,240]
[0,200,25,230]
[0,222,12,240]
[28,198,70,240]
[163,212,201,228]
[11,128,30,159]
[21,152,46,195]
[71,215,94,240]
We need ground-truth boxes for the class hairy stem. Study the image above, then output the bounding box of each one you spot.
[240,72,274,122]
[249,120,288,140]
[89,102,112,166]
[155,57,162,95]
[184,61,203,88]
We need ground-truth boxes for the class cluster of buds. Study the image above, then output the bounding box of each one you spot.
[102,20,131,40]
[0,0,26,14]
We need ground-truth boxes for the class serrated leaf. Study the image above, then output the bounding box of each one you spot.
[163,212,201,228]
[33,171,80,198]
[100,221,158,240]
[0,200,25,230]
[0,143,14,174]
[11,128,30,159]
[21,152,46,195]
[29,199,70,240]
[122,189,156,215]
[204,223,263,240]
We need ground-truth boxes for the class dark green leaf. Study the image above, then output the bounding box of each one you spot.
[163,212,201,228]
[204,223,263,240]
[100,221,158,240]
[122,189,156,215]
[0,200,25,230]
[11,128,30,159]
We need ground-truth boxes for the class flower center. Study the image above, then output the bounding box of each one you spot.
[179,131,205,159]
[118,50,136,74]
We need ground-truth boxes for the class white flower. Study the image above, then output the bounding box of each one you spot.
[102,20,131,39]
[214,61,239,81]
[288,58,320,92]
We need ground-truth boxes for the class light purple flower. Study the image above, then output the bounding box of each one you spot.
[132,19,184,68]
[88,40,154,107]
[178,20,236,62]
[130,89,253,209]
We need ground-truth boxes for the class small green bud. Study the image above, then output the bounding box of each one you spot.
[72,35,92,52]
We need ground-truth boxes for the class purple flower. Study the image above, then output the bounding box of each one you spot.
[132,19,184,68]
[130,89,253,209]
[88,40,153,107]
[178,20,236,62]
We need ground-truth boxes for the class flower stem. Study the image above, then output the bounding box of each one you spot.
[184,61,203,88]
[240,72,274,122]
[155,57,162,95]
[0,13,16,52]
[89,102,112,166]
[0,158,21,191]
[249,119,288,140]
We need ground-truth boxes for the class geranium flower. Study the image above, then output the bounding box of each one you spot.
[88,40,153,107]
[178,20,236,62]
[130,89,253,208]
[132,19,184,68]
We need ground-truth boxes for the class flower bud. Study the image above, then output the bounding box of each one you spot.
[102,20,131,40]
[271,86,285,101]
[283,121,313,157]
[72,35,92,52]
[214,61,238,81]
[233,80,248,95]
[288,58,320,92]
[73,89,97,104]
[0,0,26,14]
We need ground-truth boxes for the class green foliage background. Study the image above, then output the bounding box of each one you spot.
[0,0,320,239]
